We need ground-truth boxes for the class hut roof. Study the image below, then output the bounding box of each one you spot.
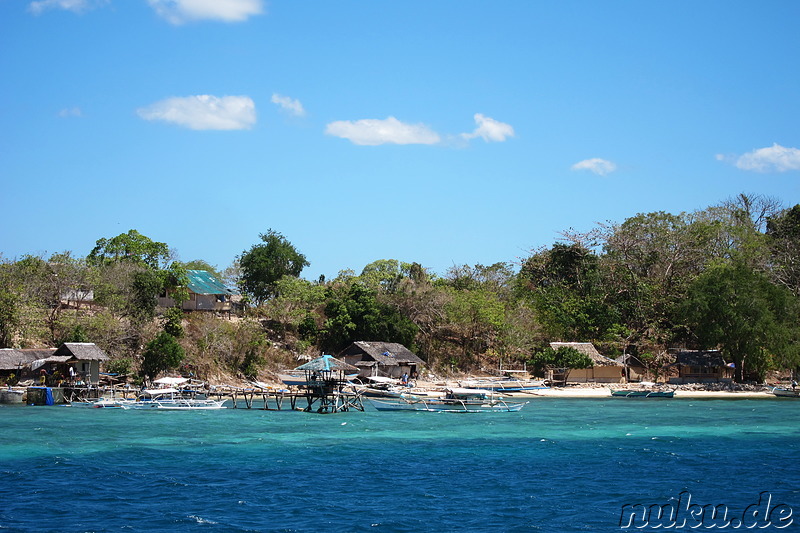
[186,270,238,296]
[549,342,622,367]
[53,343,109,361]
[339,341,425,366]
[0,349,53,370]
[295,354,359,373]
[674,350,726,367]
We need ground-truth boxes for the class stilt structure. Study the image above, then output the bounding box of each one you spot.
[295,355,364,413]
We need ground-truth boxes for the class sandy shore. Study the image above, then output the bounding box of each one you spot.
[507,388,773,399]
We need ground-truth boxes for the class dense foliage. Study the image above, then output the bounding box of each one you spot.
[1,194,798,382]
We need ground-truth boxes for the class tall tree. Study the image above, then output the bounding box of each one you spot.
[767,204,800,296]
[680,261,800,381]
[239,230,309,305]
[320,282,417,354]
[87,229,170,270]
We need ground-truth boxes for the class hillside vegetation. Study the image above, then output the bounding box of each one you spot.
[1,194,798,383]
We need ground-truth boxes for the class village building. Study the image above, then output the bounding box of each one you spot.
[549,342,625,383]
[669,350,733,384]
[52,342,110,385]
[616,353,648,382]
[158,269,238,313]
[338,341,425,379]
[0,348,52,383]
[2,343,110,386]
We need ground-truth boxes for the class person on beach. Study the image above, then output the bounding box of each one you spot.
[792,380,797,391]
[401,372,409,386]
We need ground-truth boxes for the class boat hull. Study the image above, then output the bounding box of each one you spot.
[367,397,526,413]
[772,388,800,398]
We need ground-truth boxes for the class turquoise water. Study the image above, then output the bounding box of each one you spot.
[1,399,798,532]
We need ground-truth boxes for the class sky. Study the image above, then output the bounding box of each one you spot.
[1,0,798,281]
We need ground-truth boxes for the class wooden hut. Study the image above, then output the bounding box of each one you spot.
[158,270,237,313]
[338,341,425,379]
[52,342,109,385]
[0,348,51,383]
[549,342,624,383]
[669,350,733,384]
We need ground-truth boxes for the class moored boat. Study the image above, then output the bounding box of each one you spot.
[368,387,527,413]
[771,387,800,398]
[121,388,226,410]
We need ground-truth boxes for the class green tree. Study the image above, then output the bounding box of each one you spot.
[239,230,309,305]
[519,244,618,340]
[321,283,417,354]
[87,229,170,270]
[767,204,800,296]
[140,331,184,381]
[680,261,800,382]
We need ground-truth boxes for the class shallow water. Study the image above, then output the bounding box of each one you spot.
[1,398,798,532]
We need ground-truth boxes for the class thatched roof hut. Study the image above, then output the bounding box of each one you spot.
[53,342,109,361]
[0,349,50,371]
[338,341,424,378]
[550,342,621,367]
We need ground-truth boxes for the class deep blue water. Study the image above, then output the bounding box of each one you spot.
[1,398,798,532]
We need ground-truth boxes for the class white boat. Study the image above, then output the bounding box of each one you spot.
[459,377,547,392]
[121,388,227,410]
[772,387,800,398]
[367,388,527,413]
[67,397,132,409]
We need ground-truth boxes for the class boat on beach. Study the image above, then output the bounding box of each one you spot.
[611,389,675,398]
[771,387,800,398]
[367,387,527,413]
[459,377,548,393]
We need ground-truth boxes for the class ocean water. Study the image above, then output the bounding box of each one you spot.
[1,398,798,532]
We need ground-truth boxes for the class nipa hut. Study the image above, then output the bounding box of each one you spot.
[549,342,624,383]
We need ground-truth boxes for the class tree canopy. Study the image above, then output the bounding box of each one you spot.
[239,230,309,305]
[87,230,170,270]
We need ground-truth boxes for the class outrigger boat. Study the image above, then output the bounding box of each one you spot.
[771,387,800,398]
[367,387,527,413]
[120,388,226,410]
[611,389,675,398]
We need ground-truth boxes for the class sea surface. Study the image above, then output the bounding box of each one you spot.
[1,397,798,532]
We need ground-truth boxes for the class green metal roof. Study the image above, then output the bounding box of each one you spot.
[186,270,238,295]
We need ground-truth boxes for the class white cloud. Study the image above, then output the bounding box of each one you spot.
[28,0,106,15]
[148,0,264,24]
[137,95,256,130]
[271,93,306,117]
[731,143,800,173]
[58,107,82,118]
[571,158,617,176]
[461,113,515,142]
[325,116,441,146]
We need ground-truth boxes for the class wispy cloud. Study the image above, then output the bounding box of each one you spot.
[58,107,82,118]
[325,116,441,146]
[461,113,514,142]
[137,95,256,130]
[28,0,107,15]
[571,158,617,176]
[148,0,264,25]
[271,93,306,117]
[718,143,800,173]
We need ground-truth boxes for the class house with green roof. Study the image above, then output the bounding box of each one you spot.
[159,270,238,313]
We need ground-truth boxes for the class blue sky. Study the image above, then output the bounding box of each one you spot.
[1,0,798,280]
